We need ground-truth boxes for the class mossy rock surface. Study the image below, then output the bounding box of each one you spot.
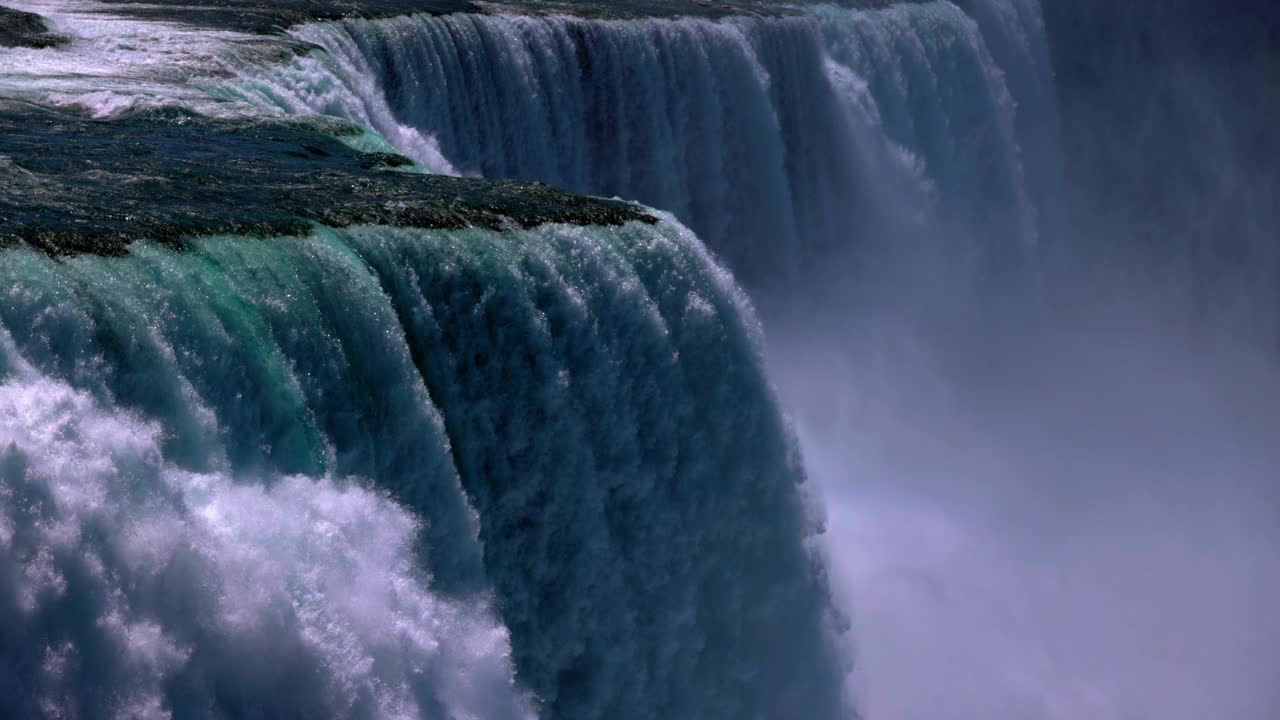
[0,103,655,256]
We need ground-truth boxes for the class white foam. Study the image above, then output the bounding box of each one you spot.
[0,0,285,116]
[0,348,534,719]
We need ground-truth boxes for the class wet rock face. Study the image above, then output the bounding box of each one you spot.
[0,6,68,48]
[0,103,655,256]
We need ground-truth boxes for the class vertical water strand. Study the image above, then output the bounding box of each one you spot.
[0,248,228,472]
[184,230,488,590]
[0,239,533,719]
[951,0,1063,233]
[221,4,1057,293]
[232,13,845,287]
[809,3,1033,248]
[349,223,644,718]
[63,245,326,476]
[343,219,848,720]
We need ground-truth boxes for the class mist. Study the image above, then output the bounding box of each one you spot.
[776,3,1280,717]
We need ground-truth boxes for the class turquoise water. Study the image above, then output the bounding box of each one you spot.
[0,219,844,718]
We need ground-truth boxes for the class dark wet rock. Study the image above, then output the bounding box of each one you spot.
[0,6,68,48]
[0,102,655,256]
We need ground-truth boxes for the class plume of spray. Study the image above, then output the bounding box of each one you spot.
[771,2,1280,719]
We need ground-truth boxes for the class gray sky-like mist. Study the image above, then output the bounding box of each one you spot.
[774,298,1280,719]
[767,6,1280,716]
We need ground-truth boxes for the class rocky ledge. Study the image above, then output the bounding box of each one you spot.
[0,6,68,48]
[0,102,655,256]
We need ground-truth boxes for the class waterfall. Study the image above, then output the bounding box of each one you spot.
[222,3,1041,292]
[0,217,845,719]
[5,0,1279,717]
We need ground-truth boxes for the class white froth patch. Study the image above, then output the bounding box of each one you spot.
[0,0,282,116]
[0,361,534,719]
